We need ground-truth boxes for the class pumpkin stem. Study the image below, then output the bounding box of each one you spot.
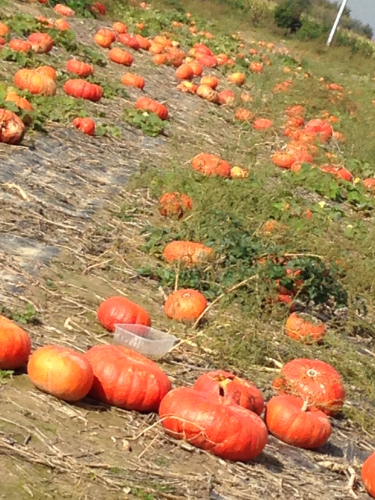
[301,400,309,412]
[306,368,317,378]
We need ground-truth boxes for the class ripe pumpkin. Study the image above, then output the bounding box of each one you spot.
[54,18,70,30]
[154,35,172,48]
[158,192,192,218]
[66,59,94,77]
[0,108,25,145]
[304,119,332,143]
[235,108,253,121]
[64,79,103,102]
[272,151,294,169]
[176,81,197,94]
[113,21,127,34]
[193,43,213,56]
[228,72,245,86]
[94,29,116,48]
[231,166,248,178]
[0,22,9,36]
[364,178,375,191]
[192,152,231,177]
[265,395,331,449]
[85,345,171,412]
[134,34,151,50]
[9,39,31,53]
[253,118,273,130]
[195,54,218,68]
[164,289,207,322]
[28,33,54,53]
[200,76,219,89]
[285,312,326,344]
[53,3,75,16]
[136,97,168,120]
[149,42,164,55]
[194,370,264,415]
[159,387,268,461]
[121,73,145,89]
[28,345,93,402]
[0,315,31,369]
[97,296,151,332]
[320,164,353,182]
[285,105,305,117]
[35,65,57,80]
[196,85,219,104]
[0,37,5,46]
[216,53,229,65]
[188,61,203,76]
[285,117,304,128]
[273,358,345,416]
[109,48,133,66]
[362,453,375,498]
[72,117,95,136]
[90,2,106,15]
[118,33,140,50]
[5,92,33,112]
[163,241,213,266]
[153,54,167,65]
[249,62,263,73]
[175,64,194,81]
[14,69,56,96]
[218,89,235,105]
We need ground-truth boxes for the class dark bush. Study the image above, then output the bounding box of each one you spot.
[274,0,312,33]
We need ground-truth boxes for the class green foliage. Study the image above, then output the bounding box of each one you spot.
[48,0,94,17]
[0,303,39,325]
[274,0,312,33]
[123,109,165,137]
[0,370,13,384]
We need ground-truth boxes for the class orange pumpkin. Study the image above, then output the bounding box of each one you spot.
[228,72,245,86]
[175,64,194,81]
[0,315,31,369]
[216,53,229,65]
[0,37,5,46]
[136,97,168,120]
[121,73,145,89]
[272,151,295,169]
[134,34,151,50]
[363,178,375,191]
[113,22,127,34]
[218,89,235,105]
[149,42,164,55]
[188,61,203,76]
[154,35,172,48]
[253,118,273,130]
[200,76,219,89]
[195,54,218,68]
[97,296,151,332]
[240,92,253,103]
[35,65,57,80]
[9,39,31,53]
[54,19,70,30]
[158,192,193,218]
[66,59,94,77]
[5,92,33,112]
[285,105,305,117]
[53,4,75,16]
[72,117,95,136]
[109,47,133,66]
[234,108,253,121]
[320,164,353,182]
[362,453,375,498]
[164,289,207,322]
[0,22,9,36]
[176,81,198,94]
[14,69,56,96]
[249,62,263,73]
[163,241,213,266]
[28,33,54,53]
[153,54,167,65]
[28,345,93,402]
[304,119,333,143]
[94,29,116,48]
[192,152,231,177]
[63,79,103,102]
[196,85,219,103]
[285,312,326,343]
[118,33,140,50]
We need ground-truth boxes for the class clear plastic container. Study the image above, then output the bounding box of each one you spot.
[113,324,177,359]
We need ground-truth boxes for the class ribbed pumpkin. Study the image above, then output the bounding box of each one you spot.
[14,69,56,96]
[5,92,33,112]
[72,117,95,136]
[265,395,331,449]
[362,453,375,498]
[158,192,192,218]
[249,62,263,73]
[273,358,345,416]
[175,64,194,81]
[121,73,145,89]
[9,39,32,53]
[28,33,54,53]
[304,119,332,143]
[108,48,133,66]
[28,345,93,402]
[285,312,327,344]
[112,21,127,34]
[66,59,94,77]
[53,4,75,16]
[194,370,264,415]
[136,97,168,120]
[64,79,103,102]
[97,296,151,332]
[196,85,219,103]
[192,152,231,177]
[149,42,164,55]
[253,118,273,130]
[188,61,203,76]
[118,33,140,50]
[94,29,116,48]
[159,387,268,461]
[35,65,57,80]
[134,34,151,50]
[85,345,171,412]
[164,289,207,322]
[0,315,31,369]
[163,241,213,266]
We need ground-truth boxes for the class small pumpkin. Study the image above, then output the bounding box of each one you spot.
[231,166,248,178]
[249,62,263,73]
[163,241,213,266]
[218,89,235,105]
[112,21,127,34]
[154,35,172,48]
[285,312,326,344]
[153,54,167,65]
[53,4,75,16]
[118,33,140,50]
[253,118,273,130]
[5,92,33,112]
[28,32,54,53]
[9,39,31,53]
[97,296,151,332]
[109,47,133,66]
[72,117,95,136]
[273,358,345,416]
[94,29,116,48]
[0,37,5,46]
[0,315,31,369]
[194,370,264,415]
[192,152,231,177]
[193,43,213,56]
[362,453,375,498]
[28,345,93,402]
[66,59,94,77]
[136,97,168,120]
[200,76,219,89]
[241,92,253,102]
[85,345,171,412]
[90,1,106,15]
[364,178,375,191]
[320,164,353,182]
[158,192,192,218]
[164,289,207,322]
[64,79,103,102]
[234,107,253,121]
[265,395,331,449]
[54,19,70,30]
[0,22,9,36]
[175,64,194,81]
[159,387,268,461]
[14,69,56,96]
[285,105,305,117]
[216,53,229,65]
[121,73,145,89]
[196,84,219,104]
[228,72,245,86]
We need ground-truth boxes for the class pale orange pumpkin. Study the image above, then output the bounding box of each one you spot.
[121,73,145,89]
[14,69,56,96]
[228,72,245,86]
[0,22,9,36]
[113,22,127,34]
[188,61,203,76]
[35,65,57,80]
[163,241,213,266]
[196,85,219,104]
[54,3,75,16]
[5,92,33,112]
[164,289,207,322]
[200,76,219,89]
[0,315,31,369]
[192,152,231,177]
[54,19,70,30]
[94,29,116,48]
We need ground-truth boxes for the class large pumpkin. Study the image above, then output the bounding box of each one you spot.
[97,296,151,332]
[85,345,171,412]
[304,119,332,143]
[136,97,168,120]
[35,65,57,80]
[64,79,103,102]
[265,395,331,449]
[28,345,94,401]
[362,453,375,498]
[163,240,213,266]
[158,192,192,218]
[94,29,116,48]
[285,312,326,344]
[28,33,54,53]
[191,153,231,177]
[0,109,26,145]
[175,64,194,81]
[0,315,31,369]
[273,358,345,416]
[14,69,56,96]
[159,387,268,461]
[118,33,140,50]
[109,48,133,66]
[194,370,264,415]
[66,59,94,77]
[164,289,207,322]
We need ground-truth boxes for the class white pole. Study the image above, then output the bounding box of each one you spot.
[327,0,349,46]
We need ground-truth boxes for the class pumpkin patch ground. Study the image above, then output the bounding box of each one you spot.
[1,0,375,498]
